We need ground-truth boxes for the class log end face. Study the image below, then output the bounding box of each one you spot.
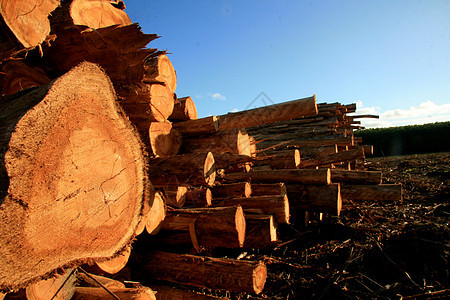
[235,205,246,248]
[204,152,216,186]
[146,191,166,235]
[95,245,131,274]
[244,182,252,197]
[294,149,301,168]
[252,261,267,294]
[283,194,291,224]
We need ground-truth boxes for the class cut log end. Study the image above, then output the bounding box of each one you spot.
[253,262,268,294]
[204,152,216,186]
[146,191,167,235]
[148,122,182,157]
[235,205,246,247]
[95,245,131,274]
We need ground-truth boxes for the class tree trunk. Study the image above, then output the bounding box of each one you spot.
[211,182,252,198]
[148,122,182,157]
[159,206,246,249]
[148,152,216,187]
[286,184,342,215]
[185,187,212,207]
[0,60,51,95]
[250,183,287,196]
[50,0,131,32]
[213,195,290,224]
[297,145,338,158]
[299,148,364,168]
[340,184,402,201]
[143,54,177,93]
[25,269,76,300]
[172,116,219,136]
[0,0,59,60]
[169,96,198,122]
[222,169,331,185]
[0,62,149,290]
[73,286,156,300]
[218,95,317,130]
[181,128,254,156]
[146,191,167,235]
[212,152,255,173]
[244,215,278,249]
[141,251,267,294]
[330,169,382,185]
[254,149,300,169]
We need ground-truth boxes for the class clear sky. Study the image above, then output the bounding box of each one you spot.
[123,0,450,128]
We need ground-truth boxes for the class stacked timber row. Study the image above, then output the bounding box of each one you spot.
[0,0,402,298]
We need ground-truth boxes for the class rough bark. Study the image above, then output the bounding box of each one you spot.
[244,215,278,249]
[222,169,331,185]
[0,0,59,60]
[299,148,364,168]
[254,149,300,169]
[159,206,246,248]
[250,183,287,196]
[211,182,252,198]
[141,251,267,294]
[169,96,198,122]
[213,195,290,224]
[330,169,382,185]
[0,62,149,290]
[148,152,216,187]
[172,116,219,136]
[218,95,318,130]
[185,187,212,207]
[286,184,342,215]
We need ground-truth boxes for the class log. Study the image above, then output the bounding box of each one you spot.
[222,169,331,185]
[0,0,59,60]
[0,62,149,290]
[148,122,182,157]
[25,269,76,300]
[212,152,255,173]
[250,183,287,196]
[210,182,252,198]
[0,61,51,95]
[50,0,131,32]
[148,152,216,187]
[146,191,167,235]
[150,284,227,300]
[244,215,278,249]
[286,184,342,215]
[213,195,290,224]
[162,185,188,208]
[218,95,317,130]
[340,184,402,201]
[143,54,177,93]
[159,206,246,248]
[254,149,300,169]
[185,187,212,207]
[298,145,338,158]
[76,272,126,289]
[96,245,131,274]
[169,96,198,121]
[73,286,156,300]
[330,169,382,184]
[135,188,155,236]
[172,116,219,136]
[299,148,364,168]
[255,135,353,151]
[141,251,267,294]
[181,128,253,156]
[120,83,175,125]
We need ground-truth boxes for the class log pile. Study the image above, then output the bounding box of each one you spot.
[0,0,402,298]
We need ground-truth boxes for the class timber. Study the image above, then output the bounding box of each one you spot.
[218,95,318,130]
[146,191,166,235]
[213,195,290,224]
[222,169,331,185]
[211,182,252,198]
[254,149,300,169]
[148,152,216,187]
[143,54,177,93]
[286,184,342,215]
[159,206,246,248]
[330,169,382,185]
[148,122,182,157]
[244,215,278,249]
[299,148,364,168]
[0,61,51,95]
[172,116,219,136]
[185,187,212,207]
[169,96,198,121]
[141,251,267,294]
[341,184,402,201]
[162,185,188,207]
[25,269,76,300]
[96,245,132,274]
[0,62,149,290]
[250,183,287,196]
[73,286,156,300]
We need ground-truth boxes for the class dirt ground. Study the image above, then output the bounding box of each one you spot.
[179,152,450,299]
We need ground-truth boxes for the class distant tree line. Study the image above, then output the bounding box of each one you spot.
[355,121,450,157]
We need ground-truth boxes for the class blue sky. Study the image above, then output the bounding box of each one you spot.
[124,0,450,128]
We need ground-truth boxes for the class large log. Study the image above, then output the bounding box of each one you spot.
[181,129,253,156]
[169,96,198,121]
[148,152,216,187]
[142,251,267,294]
[0,0,59,60]
[341,184,402,201]
[218,95,317,130]
[0,62,149,290]
[286,184,342,215]
[244,215,278,249]
[213,195,290,224]
[330,169,382,185]
[143,54,177,93]
[50,0,131,32]
[148,122,182,157]
[159,206,246,248]
[222,169,331,185]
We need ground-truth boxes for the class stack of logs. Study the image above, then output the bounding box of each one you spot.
[0,1,402,299]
